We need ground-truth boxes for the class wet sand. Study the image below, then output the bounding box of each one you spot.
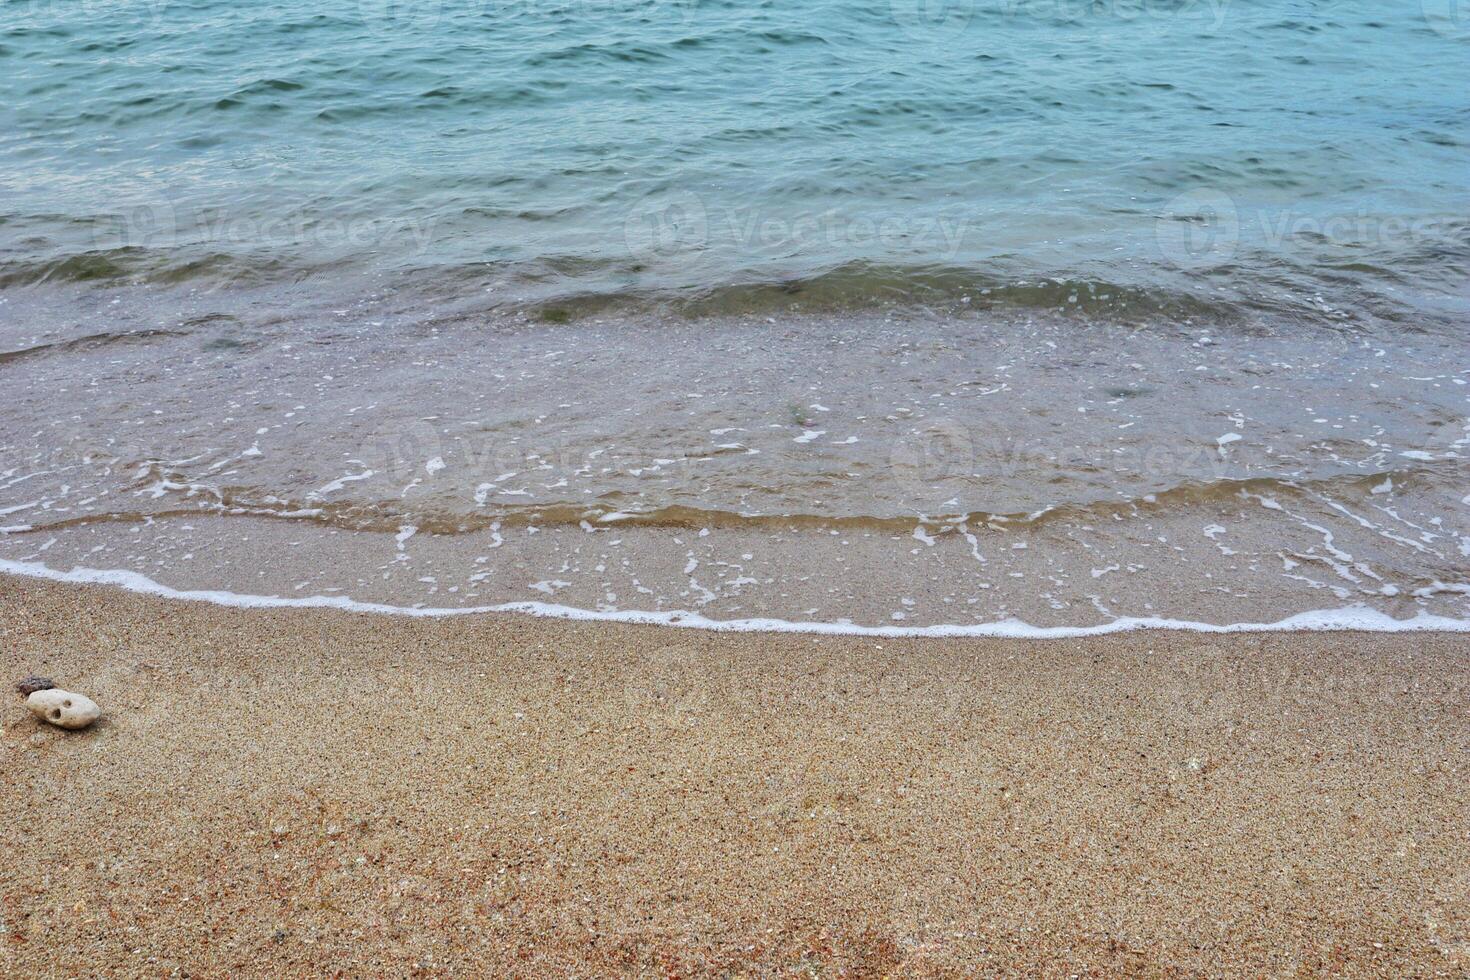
[2,573,1467,977]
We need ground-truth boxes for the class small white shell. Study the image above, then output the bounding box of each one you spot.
[26,689,101,730]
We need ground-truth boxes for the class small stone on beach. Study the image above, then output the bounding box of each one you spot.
[15,676,55,697]
[26,689,101,730]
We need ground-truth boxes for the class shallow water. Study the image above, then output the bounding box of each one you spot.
[1,292,1465,628]
[1,0,1467,628]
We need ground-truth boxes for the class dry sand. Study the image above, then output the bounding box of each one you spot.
[2,573,1467,977]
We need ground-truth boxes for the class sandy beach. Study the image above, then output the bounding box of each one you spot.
[7,0,1467,976]
[0,573,1466,976]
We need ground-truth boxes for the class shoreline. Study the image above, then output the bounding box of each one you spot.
[5,302,1467,635]
[3,573,1468,976]
[3,557,1468,639]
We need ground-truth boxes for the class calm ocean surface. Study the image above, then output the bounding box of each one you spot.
[0,0,1466,629]
[4,0,1467,319]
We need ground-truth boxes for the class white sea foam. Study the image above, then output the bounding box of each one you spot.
[1,558,1467,638]
[312,468,374,497]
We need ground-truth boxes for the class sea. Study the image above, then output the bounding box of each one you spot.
[1,0,1467,632]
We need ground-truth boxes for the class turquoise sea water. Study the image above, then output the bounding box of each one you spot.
[1,0,1467,628]
[3,0,1467,321]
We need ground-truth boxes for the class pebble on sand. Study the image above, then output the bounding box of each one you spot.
[14,676,55,697]
[26,689,101,730]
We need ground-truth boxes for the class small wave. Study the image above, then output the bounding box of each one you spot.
[0,328,189,365]
[503,262,1256,324]
[1,557,1465,637]
[3,234,1461,332]
[6,468,1456,540]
